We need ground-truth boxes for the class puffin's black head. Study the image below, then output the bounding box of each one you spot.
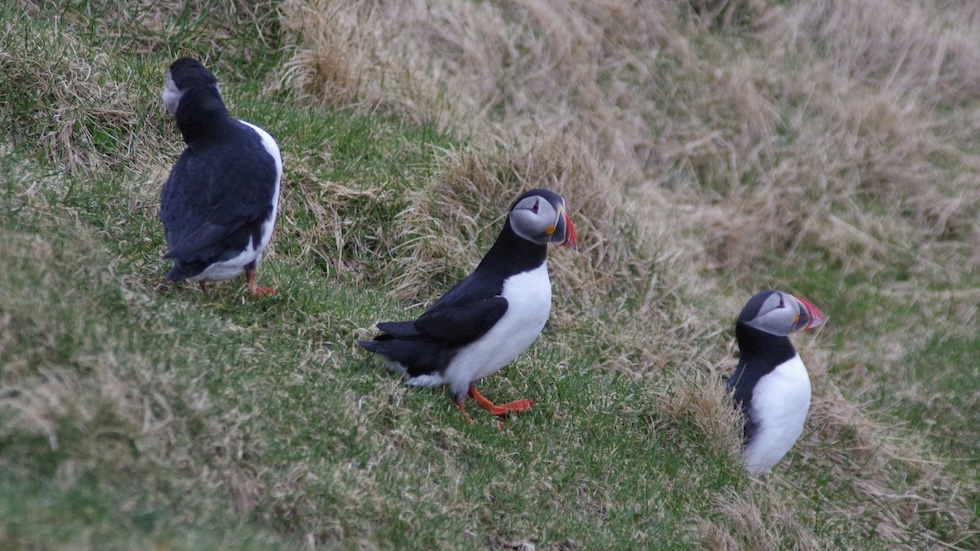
[507,189,577,249]
[161,57,221,116]
[738,290,825,337]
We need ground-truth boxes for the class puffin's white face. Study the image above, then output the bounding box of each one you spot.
[161,71,182,115]
[742,291,825,336]
[509,194,575,247]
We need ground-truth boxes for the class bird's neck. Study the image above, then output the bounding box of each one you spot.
[735,323,797,369]
[176,87,233,142]
[475,218,548,276]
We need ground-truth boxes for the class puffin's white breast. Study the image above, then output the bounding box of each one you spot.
[443,264,552,397]
[744,354,811,473]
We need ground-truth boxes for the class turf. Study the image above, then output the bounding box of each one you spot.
[1,1,977,550]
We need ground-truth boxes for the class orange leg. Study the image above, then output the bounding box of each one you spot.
[245,266,275,296]
[198,281,209,293]
[467,385,533,417]
[457,402,475,425]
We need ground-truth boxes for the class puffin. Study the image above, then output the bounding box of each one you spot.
[358,189,577,424]
[159,57,283,295]
[727,290,826,473]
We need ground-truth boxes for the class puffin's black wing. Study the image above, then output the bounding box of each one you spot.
[359,296,507,379]
[160,125,277,261]
[409,269,508,343]
[372,296,508,345]
[358,271,508,376]
[414,297,508,344]
[727,360,761,441]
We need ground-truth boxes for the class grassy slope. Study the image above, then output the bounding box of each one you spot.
[0,97,733,549]
[1,1,976,550]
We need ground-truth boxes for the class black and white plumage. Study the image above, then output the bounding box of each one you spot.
[727,290,826,473]
[159,57,283,295]
[358,189,577,423]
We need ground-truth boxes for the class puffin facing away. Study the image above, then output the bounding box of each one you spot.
[358,189,577,424]
[727,290,826,473]
[159,57,283,295]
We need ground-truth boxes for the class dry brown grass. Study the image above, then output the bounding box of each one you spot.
[19,0,281,63]
[6,0,293,173]
[275,0,979,547]
[276,0,979,278]
[700,486,822,551]
[0,21,149,173]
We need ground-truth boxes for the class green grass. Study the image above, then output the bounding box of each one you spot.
[0,141,739,548]
[1,1,977,550]
[893,332,980,469]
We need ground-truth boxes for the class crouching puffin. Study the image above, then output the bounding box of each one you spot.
[159,57,283,295]
[358,189,577,424]
[727,290,826,473]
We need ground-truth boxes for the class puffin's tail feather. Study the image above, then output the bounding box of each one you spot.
[165,258,209,281]
[375,321,418,338]
[357,336,449,378]
[357,339,381,353]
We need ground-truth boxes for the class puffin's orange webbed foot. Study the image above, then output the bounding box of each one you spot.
[468,385,534,417]
[496,398,534,414]
[245,267,274,296]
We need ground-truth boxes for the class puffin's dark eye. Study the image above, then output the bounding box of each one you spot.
[531,199,539,213]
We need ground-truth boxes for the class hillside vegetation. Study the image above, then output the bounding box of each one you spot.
[1,1,976,549]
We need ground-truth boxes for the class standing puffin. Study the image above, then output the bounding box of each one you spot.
[358,189,577,424]
[159,57,283,295]
[727,290,826,473]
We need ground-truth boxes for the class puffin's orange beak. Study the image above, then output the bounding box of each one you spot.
[791,295,826,332]
[551,207,576,250]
